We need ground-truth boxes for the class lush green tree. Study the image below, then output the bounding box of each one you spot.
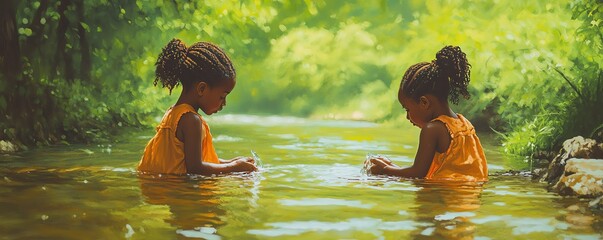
[1,0,279,147]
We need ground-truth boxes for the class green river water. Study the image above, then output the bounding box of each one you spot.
[0,115,601,239]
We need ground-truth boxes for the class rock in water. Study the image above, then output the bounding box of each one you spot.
[542,136,603,185]
[552,158,603,197]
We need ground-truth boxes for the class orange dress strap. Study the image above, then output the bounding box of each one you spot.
[425,114,488,181]
[138,104,220,174]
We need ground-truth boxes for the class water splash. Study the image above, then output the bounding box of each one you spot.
[251,150,263,168]
[360,153,375,176]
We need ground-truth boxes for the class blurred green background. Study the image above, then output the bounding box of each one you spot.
[1,0,601,159]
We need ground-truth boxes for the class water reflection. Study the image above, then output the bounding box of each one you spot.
[138,174,225,238]
[411,180,484,239]
[138,172,265,239]
[0,167,142,239]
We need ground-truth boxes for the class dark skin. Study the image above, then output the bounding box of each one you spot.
[175,80,257,175]
[368,91,454,178]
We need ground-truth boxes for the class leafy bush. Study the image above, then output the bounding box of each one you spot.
[501,0,602,158]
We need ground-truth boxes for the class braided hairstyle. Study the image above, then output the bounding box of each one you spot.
[399,45,471,104]
[154,38,236,94]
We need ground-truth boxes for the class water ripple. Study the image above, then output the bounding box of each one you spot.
[247,217,430,237]
[279,198,374,209]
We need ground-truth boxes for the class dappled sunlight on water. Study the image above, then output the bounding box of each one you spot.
[273,136,391,152]
[0,115,601,239]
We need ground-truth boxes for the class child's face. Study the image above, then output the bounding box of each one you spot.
[198,79,235,115]
[399,94,429,129]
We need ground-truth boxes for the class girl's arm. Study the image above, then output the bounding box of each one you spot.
[370,121,448,178]
[179,113,256,175]
[220,156,254,164]
[219,158,233,164]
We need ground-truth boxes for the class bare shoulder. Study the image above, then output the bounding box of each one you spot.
[421,120,451,153]
[421,121,448,137]
[179,112,202,129]
[177,112,203,142]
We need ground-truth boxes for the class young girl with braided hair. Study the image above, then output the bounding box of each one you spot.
[367,46,488,181]
[138,39,257,175]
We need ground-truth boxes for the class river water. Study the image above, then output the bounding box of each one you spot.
[0,115,601,239]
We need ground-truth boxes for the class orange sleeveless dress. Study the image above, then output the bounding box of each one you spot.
[425,114,488,181]
[138,104,220,174]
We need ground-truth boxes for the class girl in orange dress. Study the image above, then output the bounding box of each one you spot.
[368,46,487,181]
[138,39,256,175]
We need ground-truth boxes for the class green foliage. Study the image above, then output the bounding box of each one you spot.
[561,69,603,139]
[500,115,561,157]
[4,0,279,144]
[571,0,603,59]
[232,23,394,120]
[502,0,603,158]
[230,0,586,127]
[2,0,601,161]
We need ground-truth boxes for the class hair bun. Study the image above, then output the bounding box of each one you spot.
[434,45,471,104]
[154,38,188,93]
[435,46,462,73]
[162,38,187,69]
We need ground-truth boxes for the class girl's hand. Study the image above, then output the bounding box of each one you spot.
[230,158,257,172]
[368,156,397,167]
[239,156,255,165]
[233,156,255,164]
[222,156,255,164]
[368,158,391,175]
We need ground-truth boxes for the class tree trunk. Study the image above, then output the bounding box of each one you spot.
[52,0,74,82]
[0,0,21,141]
[23,0,49,84]
[0,0,21,79]
[75,0,91,81]
[24,0,49,56]
[0,0,36,144]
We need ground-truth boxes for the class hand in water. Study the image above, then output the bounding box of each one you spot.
[230,158,257,172]
[368,158,390,175]
[362,154,395,175]
[361,154,374,175]
[231,156,254,165]
[370,156,396,167]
